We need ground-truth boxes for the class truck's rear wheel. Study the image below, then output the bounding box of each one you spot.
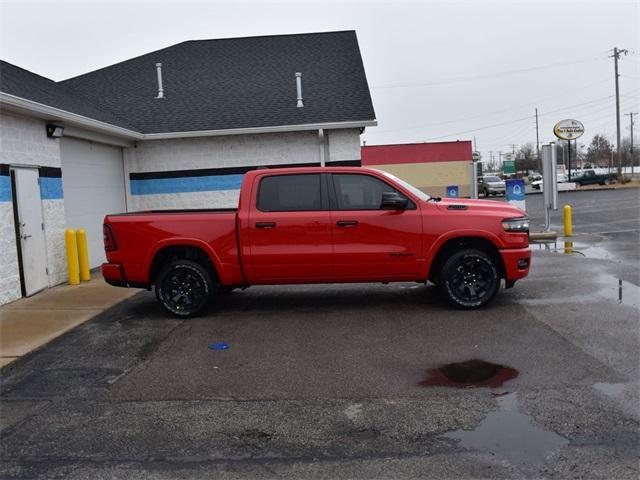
[155,260,213,318]
[440,249,500,309]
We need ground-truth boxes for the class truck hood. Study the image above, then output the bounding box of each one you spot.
[433,197,526,218]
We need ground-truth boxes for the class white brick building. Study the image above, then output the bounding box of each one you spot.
[0,31,376,305]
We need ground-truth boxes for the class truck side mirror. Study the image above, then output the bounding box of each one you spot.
[381,192,408,210]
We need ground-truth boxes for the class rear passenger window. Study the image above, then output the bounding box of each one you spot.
[257,174,323,212]
[332,174,408,210]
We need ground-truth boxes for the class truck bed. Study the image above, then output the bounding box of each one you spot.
[104,209,243,287]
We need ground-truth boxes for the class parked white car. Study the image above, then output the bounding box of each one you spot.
[531,173,568,190]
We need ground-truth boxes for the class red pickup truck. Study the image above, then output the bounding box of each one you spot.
[102,167,531,317]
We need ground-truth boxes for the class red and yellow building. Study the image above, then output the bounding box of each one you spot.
[361,141,472,197]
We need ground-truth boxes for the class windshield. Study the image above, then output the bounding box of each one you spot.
[380,171,431,201]
[484,176,502,182]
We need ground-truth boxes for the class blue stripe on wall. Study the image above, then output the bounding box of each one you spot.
[0,176,11,202]
[40,176,64,200]
[130,174,244,196]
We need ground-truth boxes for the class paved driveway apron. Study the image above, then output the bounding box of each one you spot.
[1,193,639,479]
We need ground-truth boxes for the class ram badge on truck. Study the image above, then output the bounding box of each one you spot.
[102,167,531,317]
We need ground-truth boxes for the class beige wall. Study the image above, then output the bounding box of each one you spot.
[369,161,471,198]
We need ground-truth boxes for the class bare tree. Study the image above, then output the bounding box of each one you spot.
[586,134,613,167]
[516,143,537,172]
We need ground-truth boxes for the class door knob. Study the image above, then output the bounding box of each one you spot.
[21,234,32,240]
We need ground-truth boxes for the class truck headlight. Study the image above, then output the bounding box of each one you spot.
[502,217,529,232]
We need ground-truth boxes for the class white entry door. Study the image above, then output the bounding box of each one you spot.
[12,167,48,296]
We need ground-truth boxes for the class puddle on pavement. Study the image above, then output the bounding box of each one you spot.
[596,275,639,307]
[593,382,626,397]
[533,240,615,261]
[443,392,569,466]
[518,273,639,307]
[420,360,519,388]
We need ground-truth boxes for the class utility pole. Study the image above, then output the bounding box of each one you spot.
[626,112,637,178]
[611,47,628,177]
[535,108,541,172]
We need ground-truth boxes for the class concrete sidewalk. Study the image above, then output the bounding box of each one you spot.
[0,273,138,368]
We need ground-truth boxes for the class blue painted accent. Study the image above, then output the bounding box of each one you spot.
[446,185,459,198]
[0,176,11,202]
[130,174,244,196]
[40,176,64,200]
[506,179,525,201]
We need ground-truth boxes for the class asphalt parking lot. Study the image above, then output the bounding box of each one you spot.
[1,189,638,479]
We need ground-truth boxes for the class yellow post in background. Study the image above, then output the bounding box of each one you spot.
[76,228,90,281]
[65,229,80,285]
[563,205,573,237]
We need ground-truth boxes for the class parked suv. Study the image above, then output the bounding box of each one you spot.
[478,175,506,196]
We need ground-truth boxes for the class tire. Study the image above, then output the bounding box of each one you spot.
[439,249,500,309]
[217,285,237,294]
[155,259,213,318]
[604,178,611,185]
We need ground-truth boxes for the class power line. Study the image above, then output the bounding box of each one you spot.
[374,77,612,135]
[422,115,535,142]
[370,55,606,90]
[537,96,613,117]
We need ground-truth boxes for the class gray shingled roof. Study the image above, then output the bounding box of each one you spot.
[1,31,376,135]
[0,61,137,130]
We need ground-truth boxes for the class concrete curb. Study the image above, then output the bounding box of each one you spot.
[529,231,558,242]
[526,184,639,195]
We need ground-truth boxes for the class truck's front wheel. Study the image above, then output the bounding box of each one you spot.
[155,260,213,317]
[440,249,500,309]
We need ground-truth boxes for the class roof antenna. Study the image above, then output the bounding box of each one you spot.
[155,63,164,99]
[295,72,303,108]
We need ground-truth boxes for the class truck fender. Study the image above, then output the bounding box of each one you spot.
[421,229,503,280]
[144,237,225,283]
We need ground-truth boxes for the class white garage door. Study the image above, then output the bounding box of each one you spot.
[61,137,126,268]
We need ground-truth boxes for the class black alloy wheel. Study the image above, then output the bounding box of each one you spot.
[440,249,500,308]
[155,260,213,317]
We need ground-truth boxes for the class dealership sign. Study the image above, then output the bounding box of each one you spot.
[553,119,584,141]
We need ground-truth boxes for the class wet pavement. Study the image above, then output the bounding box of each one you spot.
[1,188,638,479]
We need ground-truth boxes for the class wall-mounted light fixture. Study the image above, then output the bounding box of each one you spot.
[46,124,64,138]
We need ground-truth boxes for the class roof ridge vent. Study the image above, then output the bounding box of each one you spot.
[155,63,164,99]
[295,72,303,108]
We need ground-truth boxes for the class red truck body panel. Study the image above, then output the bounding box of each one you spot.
[103,167,531,289]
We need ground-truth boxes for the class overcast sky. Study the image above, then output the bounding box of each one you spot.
[1,0,638,163]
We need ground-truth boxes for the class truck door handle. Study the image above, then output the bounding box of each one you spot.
[336,220,358,227]
[255,222,276,229]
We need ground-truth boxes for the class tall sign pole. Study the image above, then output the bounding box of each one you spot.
[553,119,584,183]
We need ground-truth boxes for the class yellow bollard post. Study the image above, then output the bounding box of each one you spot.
[564,241,574,255]
[76,228,90,281]
[563,205,573,237]
[65,229,80,285]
